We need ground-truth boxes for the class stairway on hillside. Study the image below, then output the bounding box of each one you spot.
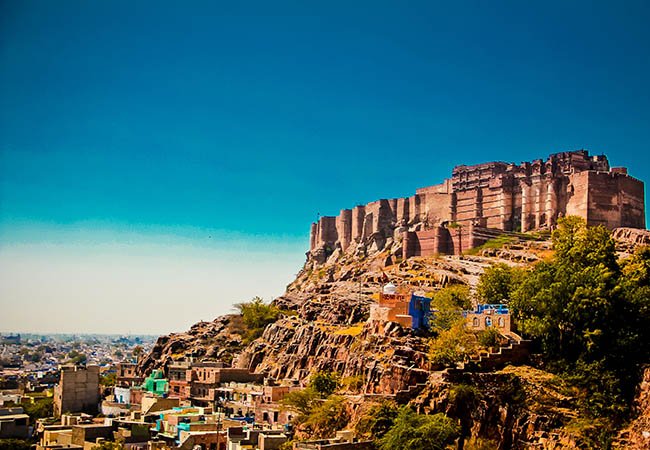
[444,333,531,381]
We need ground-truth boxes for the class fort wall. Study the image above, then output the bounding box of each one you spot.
[309,150,645,259]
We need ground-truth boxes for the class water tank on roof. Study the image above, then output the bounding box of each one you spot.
[383,283,397,295]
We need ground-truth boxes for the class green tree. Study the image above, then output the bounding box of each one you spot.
[67,350,87,365]
[511,217,619,367]
[429,285,470,332]
[355,401,399,440]
[23,397,53,420]
[429,321,476,367]
[132,345,144,360]
[510,216,650,420]
[303,395,349,438]
[0,439,33,450]
[477,327,501,349]
[100,372,117,386]
[280,387,319,420]
[234,296,282,342]
[378,407,459,450]
[309,371,339,398]
[433,285,471,309]
[476,263,522,304]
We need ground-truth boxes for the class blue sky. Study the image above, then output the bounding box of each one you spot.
[1,1,649,333]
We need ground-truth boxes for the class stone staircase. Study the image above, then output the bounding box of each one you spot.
[444,333,531,380]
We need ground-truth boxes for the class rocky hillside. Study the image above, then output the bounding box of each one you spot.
[137,228,649,448]
[138,238,545,382]
[137,315,245,376]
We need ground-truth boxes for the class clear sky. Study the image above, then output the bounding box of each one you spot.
[1,1,649,334]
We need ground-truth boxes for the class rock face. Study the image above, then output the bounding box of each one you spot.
[136,315,244,376]
[309,150,645,263]
[613,227,650,253]
[235,319,431,395]
[614,367,650,449]
[412,366,606,449]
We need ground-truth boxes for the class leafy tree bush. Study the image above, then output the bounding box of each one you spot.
[132,345,144,360]
[355,401,399,440]
[510,216,650,420]
[234,296,282,342]
[429,322,476,366]
[429,285,470,332]
[378,407,459,450]
[303,395,349,438]
[280,387,348,439]
[433,285,472,310]
[309,371,339,397]
[340,375,364,392]
[67,350,87,365]
[23,397,53,420]
[0,439,33,450]
[477,327,501,348]
[476,263,522,304]
[280,387,319,420]
[100,373,117,386]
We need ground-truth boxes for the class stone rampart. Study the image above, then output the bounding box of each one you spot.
[309,150,645,261]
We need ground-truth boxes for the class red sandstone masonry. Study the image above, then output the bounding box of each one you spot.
[310,150,645,257]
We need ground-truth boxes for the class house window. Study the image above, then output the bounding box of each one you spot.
[498,317,504,327]
[485,317,492,327]
[472,317,479,327]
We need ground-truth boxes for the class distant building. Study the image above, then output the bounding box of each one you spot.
[116,362,142,387]
[465,304,512,334]
[142,369,169,396]
[53,365,100,417]
[369,283,431,330]
[0,407,30,439]
[162,361,264,408]
[0,334,21,345]
[294,430,373,450]
[168,361,192,400]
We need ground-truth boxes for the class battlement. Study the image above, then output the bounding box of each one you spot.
[308,150,645,261]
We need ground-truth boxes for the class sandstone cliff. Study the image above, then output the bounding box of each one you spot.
[138,215,649,449]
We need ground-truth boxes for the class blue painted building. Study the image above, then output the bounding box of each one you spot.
[408,294,432,330]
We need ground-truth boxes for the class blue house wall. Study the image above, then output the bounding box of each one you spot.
[408,294,431,330]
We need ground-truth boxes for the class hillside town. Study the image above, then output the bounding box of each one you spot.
[1,290,524,450]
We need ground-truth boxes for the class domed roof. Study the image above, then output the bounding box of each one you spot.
[383,283,397,295]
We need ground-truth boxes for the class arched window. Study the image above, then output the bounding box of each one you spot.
[498,317,505,327]
[485,317,492,327]
[473,317,479,327]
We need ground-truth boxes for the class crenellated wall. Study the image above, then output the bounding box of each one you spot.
[309,150,645,260]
